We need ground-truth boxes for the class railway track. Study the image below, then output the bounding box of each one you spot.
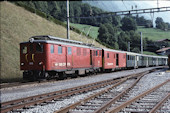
[106,79,170,113]
[0,71,146,113]
[55,72,145,113]
[55,74,170,113]
[0,67,162,89]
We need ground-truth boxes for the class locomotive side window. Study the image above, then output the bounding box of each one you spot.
[77,47,81,56]
[22,46,27,54]
[68,47,72,55]
[107,53,109,58]
[51,45,54,53]
[58,46,62,54]
[92,51,94,56]
[36,43,43,53]
[99,51,101,56]
[96,51,98,56]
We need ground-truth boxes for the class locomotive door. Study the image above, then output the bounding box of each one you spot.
[90,50,95,67]
[66,47,72,68]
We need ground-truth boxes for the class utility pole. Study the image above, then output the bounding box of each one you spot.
[140,32,143,54]
[67,0,70,39]
[128,42,130,52]
[157,0,159,8]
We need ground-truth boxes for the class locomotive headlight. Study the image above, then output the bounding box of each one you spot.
[21,63,24,66]
[39,62,43,65]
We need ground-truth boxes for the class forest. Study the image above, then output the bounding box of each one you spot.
[12,1,170,53]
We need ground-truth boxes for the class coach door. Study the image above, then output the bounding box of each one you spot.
[90,50,92,66]
[66,47,72,68]
[135,55,138,68]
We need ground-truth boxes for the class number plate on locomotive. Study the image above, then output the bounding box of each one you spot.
[29,62,33,65]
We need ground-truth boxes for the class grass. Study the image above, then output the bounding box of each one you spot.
[70,23,99,39]
[137,26,170,41]
[70,24,170,42]
[143,51,158,56]
[0,2,106,82]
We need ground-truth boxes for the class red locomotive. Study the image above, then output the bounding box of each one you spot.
[20,35,168,80]
[20,35,102,80]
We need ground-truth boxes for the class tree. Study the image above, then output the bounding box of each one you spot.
[118,32,130,51]
[121,17,137,31]
[155,17,165,30]
[145,20,153,28]
[132,47,140,53]
[98,23,119,49]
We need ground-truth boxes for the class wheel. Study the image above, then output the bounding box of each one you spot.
[58,72,67,80]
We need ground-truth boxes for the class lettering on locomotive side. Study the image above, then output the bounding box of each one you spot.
[63,63,66,66]
[54,62,71,67]
[67,63,70,66]
[107,63,113,66]
[59,63,63,66]
[55,63,58,66]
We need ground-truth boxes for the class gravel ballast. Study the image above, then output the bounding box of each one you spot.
[1,67,158,102]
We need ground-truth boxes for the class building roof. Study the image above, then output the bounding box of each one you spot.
[156,47,170,52]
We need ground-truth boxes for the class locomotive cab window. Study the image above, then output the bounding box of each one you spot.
[22,46,27,54]
[58,46,62,54]
[51,45,54,53]
[36,43,43,53]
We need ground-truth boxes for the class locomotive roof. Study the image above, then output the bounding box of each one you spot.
[20,35,102,49]
[30,35,94,46]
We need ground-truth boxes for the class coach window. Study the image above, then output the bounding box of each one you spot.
[36,43,43,53]
[68,47,72,55]
[96,51,98,56]
[107,53,109,58]
[22,46,27,54]
[58,46,62,54]
[51,45,54,53]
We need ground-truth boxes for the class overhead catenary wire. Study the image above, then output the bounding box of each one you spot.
[122,0,128,11]
[69,6,170,19]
